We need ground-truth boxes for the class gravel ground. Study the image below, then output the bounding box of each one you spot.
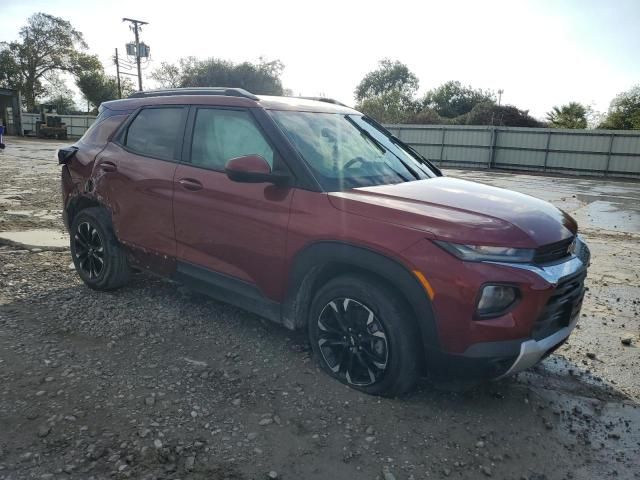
[0,138,639,480]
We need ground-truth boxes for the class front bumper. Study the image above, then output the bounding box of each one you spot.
[462,236,590,378]
[497,311,579,377]
[424,236,589,380]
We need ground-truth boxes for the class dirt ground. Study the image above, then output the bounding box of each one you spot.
[0,137,639,480]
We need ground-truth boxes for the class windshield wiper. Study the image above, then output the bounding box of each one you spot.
[394,139,442,176]
[344,115,386,154]
[361,116,442,176]
[372,161,410,182]
[344,115,420,180]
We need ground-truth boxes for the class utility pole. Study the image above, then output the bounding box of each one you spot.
[114,48,122,98]
[122,18,148,91]
[497,89,504,107]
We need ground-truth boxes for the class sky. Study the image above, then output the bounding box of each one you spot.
[1,0,639,119]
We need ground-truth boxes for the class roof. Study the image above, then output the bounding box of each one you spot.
[0,87,19,97]
[102,88,358,114]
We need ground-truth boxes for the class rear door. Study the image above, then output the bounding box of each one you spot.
[94,106,187,268]
[172,106,293,301]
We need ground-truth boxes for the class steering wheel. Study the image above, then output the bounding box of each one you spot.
[343,156,370,170]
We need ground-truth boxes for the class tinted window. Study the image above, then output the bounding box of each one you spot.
[191,109,274,170]
[80,105,131,141]
[125,107,184,161]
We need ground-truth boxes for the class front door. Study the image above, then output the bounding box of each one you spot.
[172,107,293,301]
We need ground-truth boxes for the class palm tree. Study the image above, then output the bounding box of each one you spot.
[546,102,588,129]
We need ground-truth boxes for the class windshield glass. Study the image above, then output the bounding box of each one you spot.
[269,111,437,191]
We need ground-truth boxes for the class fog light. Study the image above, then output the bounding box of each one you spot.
[476,285,518,318]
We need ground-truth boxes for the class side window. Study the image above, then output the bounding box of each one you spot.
[124,107,184,161]
[191,109,274,170]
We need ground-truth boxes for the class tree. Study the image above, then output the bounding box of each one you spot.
[546,102,588,129]
[406,108,447,125]
[585,106,606,129]
[0,13,97,111]
[354,59,419,103]
[464,102,543,127]
[0,48,22,92]
[422,81,495,118]
[150,61,183,88]
[42,95,78,115]
[42,73,77,114]
[77,69,134,112]
[354,60,420,123]
[151,57,285,95]
[599,85,640,130]
[357,90,420,124]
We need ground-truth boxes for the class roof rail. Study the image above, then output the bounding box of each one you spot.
[128,87,259,101]
[298,96,348,107]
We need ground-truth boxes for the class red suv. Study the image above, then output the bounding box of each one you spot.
[59,88,590,396]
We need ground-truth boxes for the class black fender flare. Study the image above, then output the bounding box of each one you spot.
[281,241,441,353]
[63,191,102,230]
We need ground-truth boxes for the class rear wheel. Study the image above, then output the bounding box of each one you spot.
[308,274,421,396]
[70,207,130,290]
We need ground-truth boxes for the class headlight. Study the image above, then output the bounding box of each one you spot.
[476,284,519,318]
[434,241,535,263]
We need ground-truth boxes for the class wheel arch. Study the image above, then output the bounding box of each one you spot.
[64,194,103,231]
[282,241,441,356]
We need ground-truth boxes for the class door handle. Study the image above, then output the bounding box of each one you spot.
[100,161,117,173]
[178,178,203,191]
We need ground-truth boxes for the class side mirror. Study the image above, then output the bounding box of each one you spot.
[225,155,289,186]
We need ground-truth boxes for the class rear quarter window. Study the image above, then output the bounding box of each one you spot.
[78,106,129,144]
[123,107,185,161]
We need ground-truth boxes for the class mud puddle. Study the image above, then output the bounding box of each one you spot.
[573,199,640,234]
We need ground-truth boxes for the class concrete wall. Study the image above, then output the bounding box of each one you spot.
[385,124,640,178]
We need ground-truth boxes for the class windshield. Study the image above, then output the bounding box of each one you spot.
[269,111,438,191]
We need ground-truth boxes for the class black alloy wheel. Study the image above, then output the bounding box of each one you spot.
[316,297,389,386]
[309,274,421,396]
[74,221,105,279]
[69,207,130,290]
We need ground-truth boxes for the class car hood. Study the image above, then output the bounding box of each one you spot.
[328,177,577,248]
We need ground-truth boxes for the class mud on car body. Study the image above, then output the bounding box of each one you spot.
[58,88,590,396]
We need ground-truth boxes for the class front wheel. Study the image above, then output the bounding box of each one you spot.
[308,274,421,396]
[70,207,130,290]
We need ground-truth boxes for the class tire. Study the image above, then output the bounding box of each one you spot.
[308,274,421,396]
[69,207,130,290]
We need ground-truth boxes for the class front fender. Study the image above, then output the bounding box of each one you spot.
[282,241,441,354]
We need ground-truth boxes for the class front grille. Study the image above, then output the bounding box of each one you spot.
[532,270,586,340]
[533,236,574,264]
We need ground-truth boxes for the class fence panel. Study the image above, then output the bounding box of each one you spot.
[58,115,96,137]
[385,124,640,178]
[15,114,640,177]
[21,113,40,134]
[19,113,97,137]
